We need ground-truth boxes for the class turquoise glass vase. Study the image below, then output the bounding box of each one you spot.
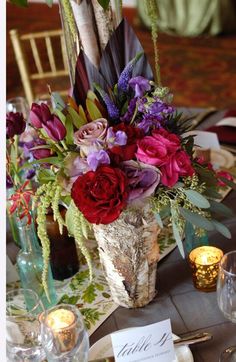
[16,218,58,309]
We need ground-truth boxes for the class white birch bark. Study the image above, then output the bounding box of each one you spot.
[93,203,161,308]
[91,0,114,50]
[70,0,101,67]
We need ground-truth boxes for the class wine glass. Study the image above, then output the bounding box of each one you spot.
[40,304,89,361]
[217,250,236,362]
[6,97,30,121]
[6,288,46,362]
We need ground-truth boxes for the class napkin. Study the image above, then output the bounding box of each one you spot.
[206,109,236,145]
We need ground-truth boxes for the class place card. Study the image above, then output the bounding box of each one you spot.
[110,319,175,362]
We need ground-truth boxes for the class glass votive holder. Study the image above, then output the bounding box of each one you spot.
[189,246,223,292]
[40,304,89,361]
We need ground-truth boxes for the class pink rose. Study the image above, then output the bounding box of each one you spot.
[136,128,180,166]
[161,150,195,187]
[74,118,108,156]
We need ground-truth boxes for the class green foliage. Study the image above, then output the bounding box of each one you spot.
[80,308,105,330]
[70,270,90,291]
[37,169,56,184]
[67,106,87,129]
[58,294,79,305]
[211,220,231,239]
[209,199,233,217]
[82,284,97,304]
[86,99,103,121]
[179,207,213,231]
[51,92,65,111]
[10,0,28,6]
[97,0,110,10]
[183,190,210,209]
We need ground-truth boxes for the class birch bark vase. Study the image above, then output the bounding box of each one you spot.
[93,203,161,308]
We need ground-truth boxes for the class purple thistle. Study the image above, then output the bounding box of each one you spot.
[117,52,143,94]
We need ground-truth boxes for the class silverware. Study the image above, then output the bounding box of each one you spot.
[188,107,217,130]
[89,332,213,362]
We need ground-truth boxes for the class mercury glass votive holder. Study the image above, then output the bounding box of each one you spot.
[189,246,224,292]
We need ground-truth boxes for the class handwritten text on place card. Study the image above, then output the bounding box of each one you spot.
[110,319,175,362]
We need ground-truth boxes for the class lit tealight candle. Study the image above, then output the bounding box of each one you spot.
[46,308,77,353]
[189,246,223,292]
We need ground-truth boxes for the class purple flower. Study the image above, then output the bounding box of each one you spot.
[29,103,66,141]
[6,112,26,139]
[122,160,160,204]
[103,93,120,121]
[121,98,137,123]
[87,150,110,171]
[42,115,66,142]
[26,138,51,160]
[30,103,51,128]
[64,153,89,178]
[26,169,36,179]
[6,174,13,189]
[106,127,127,147]
[117,52,143,93]
[129,76,151,97]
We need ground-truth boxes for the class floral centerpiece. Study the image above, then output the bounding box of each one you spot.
[8,1,235,308]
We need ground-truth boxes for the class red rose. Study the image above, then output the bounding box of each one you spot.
[71,165,128,224]
[109,123,144,163]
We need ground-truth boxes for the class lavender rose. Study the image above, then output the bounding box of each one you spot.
[122,160,160,204]
[74,118,108,156]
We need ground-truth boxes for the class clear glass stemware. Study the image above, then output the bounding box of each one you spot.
[6,288,46,362]
[217,250,236,362]
[6,96,30,120]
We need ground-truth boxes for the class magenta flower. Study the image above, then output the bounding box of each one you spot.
[42,115,66,142]
[29,103,66,141]
[30,103,51,129]
[6,112,26,139]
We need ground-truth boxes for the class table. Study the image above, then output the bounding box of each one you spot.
[89,109,236,362]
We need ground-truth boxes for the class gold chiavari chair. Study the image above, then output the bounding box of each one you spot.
[10,29,70,105]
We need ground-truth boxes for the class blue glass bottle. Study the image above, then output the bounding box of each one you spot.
[16,218,58,309]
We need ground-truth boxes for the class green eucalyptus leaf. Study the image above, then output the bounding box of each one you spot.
[183,189,210,209]
[179,207,214,231]
[155,213,163,228]
[67,106,87,129]
[172,221,185,258]
[203,189,222,199]
[209,200,234,217]
[97,0,110,10]
[211,220,231,239]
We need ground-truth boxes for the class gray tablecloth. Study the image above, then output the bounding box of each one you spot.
[90,109,236,362]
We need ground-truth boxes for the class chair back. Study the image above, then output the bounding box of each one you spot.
[10,29,69,105]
